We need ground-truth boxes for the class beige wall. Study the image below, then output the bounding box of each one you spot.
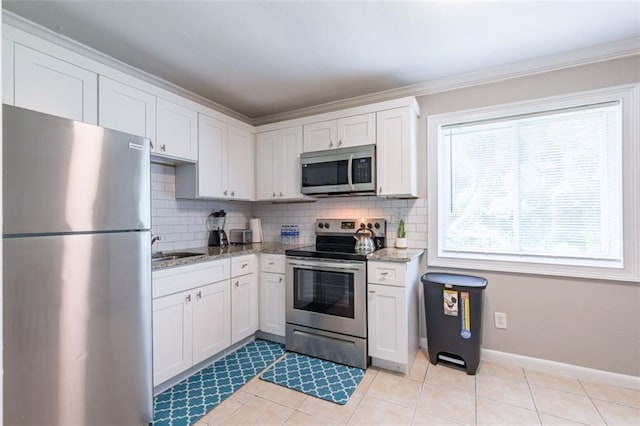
[415,55,640,376]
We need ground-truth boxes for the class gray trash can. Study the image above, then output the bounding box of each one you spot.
[421,272,488,375]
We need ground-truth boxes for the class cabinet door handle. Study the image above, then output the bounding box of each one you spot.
[186,294,191,303]
[231,191,235,197]
[234,281,239,287]
[241,263,248,268]
[160,144,166,152]
[378,187,382,194]
[224,190,228,196]
[279,192,283,197]
[338,139,342,147]
[150,141,154,149]
[273,192,276,198]
[268,261,275,265]
[278,276,283,283]
[329,141,334,148]
[197,291,202,299]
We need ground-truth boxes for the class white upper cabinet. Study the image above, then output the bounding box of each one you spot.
[3,38,15,105]
[176,113,254,201]
[337,113,376,148]
[227,124,254,200]
[14,44,97,124]
[197,114,228,198]
[156,97,198,162]
[303,120,338,152]
[98,76,156,140]
[376,107,418,198]
[303,113,375,152]
[256,126,304,201]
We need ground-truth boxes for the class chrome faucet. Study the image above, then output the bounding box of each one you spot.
[151,234,161,253]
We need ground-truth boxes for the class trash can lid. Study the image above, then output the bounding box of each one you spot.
[421,272,488,288]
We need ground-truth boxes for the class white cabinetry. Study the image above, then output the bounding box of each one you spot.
[156,97,198,161]
[303,113,375,152]
[3,38,14,105]
[367,258,420,374]
[14,44,97,124]
[376,107,418,198]
[176,114,254,200]
[227,125,255,200]
[259,254,286,337]
[231,255,259,344]
[152,260,230,387]
[98,76,156,140]
[256,126,305,201]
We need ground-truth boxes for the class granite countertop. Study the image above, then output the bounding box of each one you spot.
[152,244,424,270]
[367,248,424,263]
[151,242,300,270]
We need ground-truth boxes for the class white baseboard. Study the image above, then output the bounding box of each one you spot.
[418,341,639,390]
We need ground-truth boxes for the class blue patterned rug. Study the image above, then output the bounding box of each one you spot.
[153,339,285,426]
[260,352,365,405]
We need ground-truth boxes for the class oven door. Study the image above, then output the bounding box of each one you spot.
[286,257,367,338]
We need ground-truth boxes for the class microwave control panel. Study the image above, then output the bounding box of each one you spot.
[353,158,372,184]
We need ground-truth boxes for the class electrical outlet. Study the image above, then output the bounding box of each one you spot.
[494,312,507,329]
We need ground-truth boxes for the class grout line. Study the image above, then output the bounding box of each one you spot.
[579,379,608,425]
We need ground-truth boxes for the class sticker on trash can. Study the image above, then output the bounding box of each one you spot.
[443,289,458,316]
[460,291,471,339]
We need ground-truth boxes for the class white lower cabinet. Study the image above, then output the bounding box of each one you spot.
[367,258,420,374]
[231,255,259,344]
[259,254,286,337]
[152,260,231,387]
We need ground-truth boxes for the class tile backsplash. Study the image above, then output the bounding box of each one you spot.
[151,163,427,251]
[253,197,427,248]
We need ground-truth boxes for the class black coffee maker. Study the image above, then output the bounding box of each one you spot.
[207,210,228,247]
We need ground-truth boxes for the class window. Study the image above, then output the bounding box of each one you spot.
[427,84,639,281]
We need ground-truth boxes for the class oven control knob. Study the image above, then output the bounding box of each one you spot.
[374,222,380,229]
[367,223,373,229]
[324,222,330,229]
[318,223,324,229]
[360,223,366,228]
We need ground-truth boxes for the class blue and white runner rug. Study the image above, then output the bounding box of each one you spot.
[260,352,365,405]
[153,339,285,426]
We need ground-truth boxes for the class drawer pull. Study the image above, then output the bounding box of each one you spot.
[196,291,202,299]
[268,261,275,265]
[234,281,239,287]
[368,290,376,294]
[241,263,248,268]
[185,294,191,303]
[379,272,389,276]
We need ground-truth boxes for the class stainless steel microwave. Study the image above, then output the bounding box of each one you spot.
[300,144,376,195]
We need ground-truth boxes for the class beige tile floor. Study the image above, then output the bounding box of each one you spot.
[195,349,640,425]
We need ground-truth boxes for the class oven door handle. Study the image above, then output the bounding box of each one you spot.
[288,260,364,271]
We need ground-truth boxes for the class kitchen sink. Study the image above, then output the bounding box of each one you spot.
[151,252,204,262]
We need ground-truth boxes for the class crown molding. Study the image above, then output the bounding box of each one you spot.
[4,9,638,127]
[253,37,640,125]
[1,10,254,124]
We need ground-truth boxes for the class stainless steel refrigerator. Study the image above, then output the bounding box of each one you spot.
[3,105,153,425]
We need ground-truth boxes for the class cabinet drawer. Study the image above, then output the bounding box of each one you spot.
[232,254,257,277]
[368,261,406,287]
[153,258,230,298]
[261,254,286,274]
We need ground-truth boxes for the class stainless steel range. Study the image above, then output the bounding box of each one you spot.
[285,218,386,369]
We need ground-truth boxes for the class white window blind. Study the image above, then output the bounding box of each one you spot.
[440,102,623,266]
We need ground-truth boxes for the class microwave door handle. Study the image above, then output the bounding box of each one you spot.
[348,153,354,190]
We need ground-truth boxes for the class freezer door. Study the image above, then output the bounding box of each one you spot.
[3,105,150,234]
[3,231,153,425]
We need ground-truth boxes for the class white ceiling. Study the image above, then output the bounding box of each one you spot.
[3,1,640,121]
